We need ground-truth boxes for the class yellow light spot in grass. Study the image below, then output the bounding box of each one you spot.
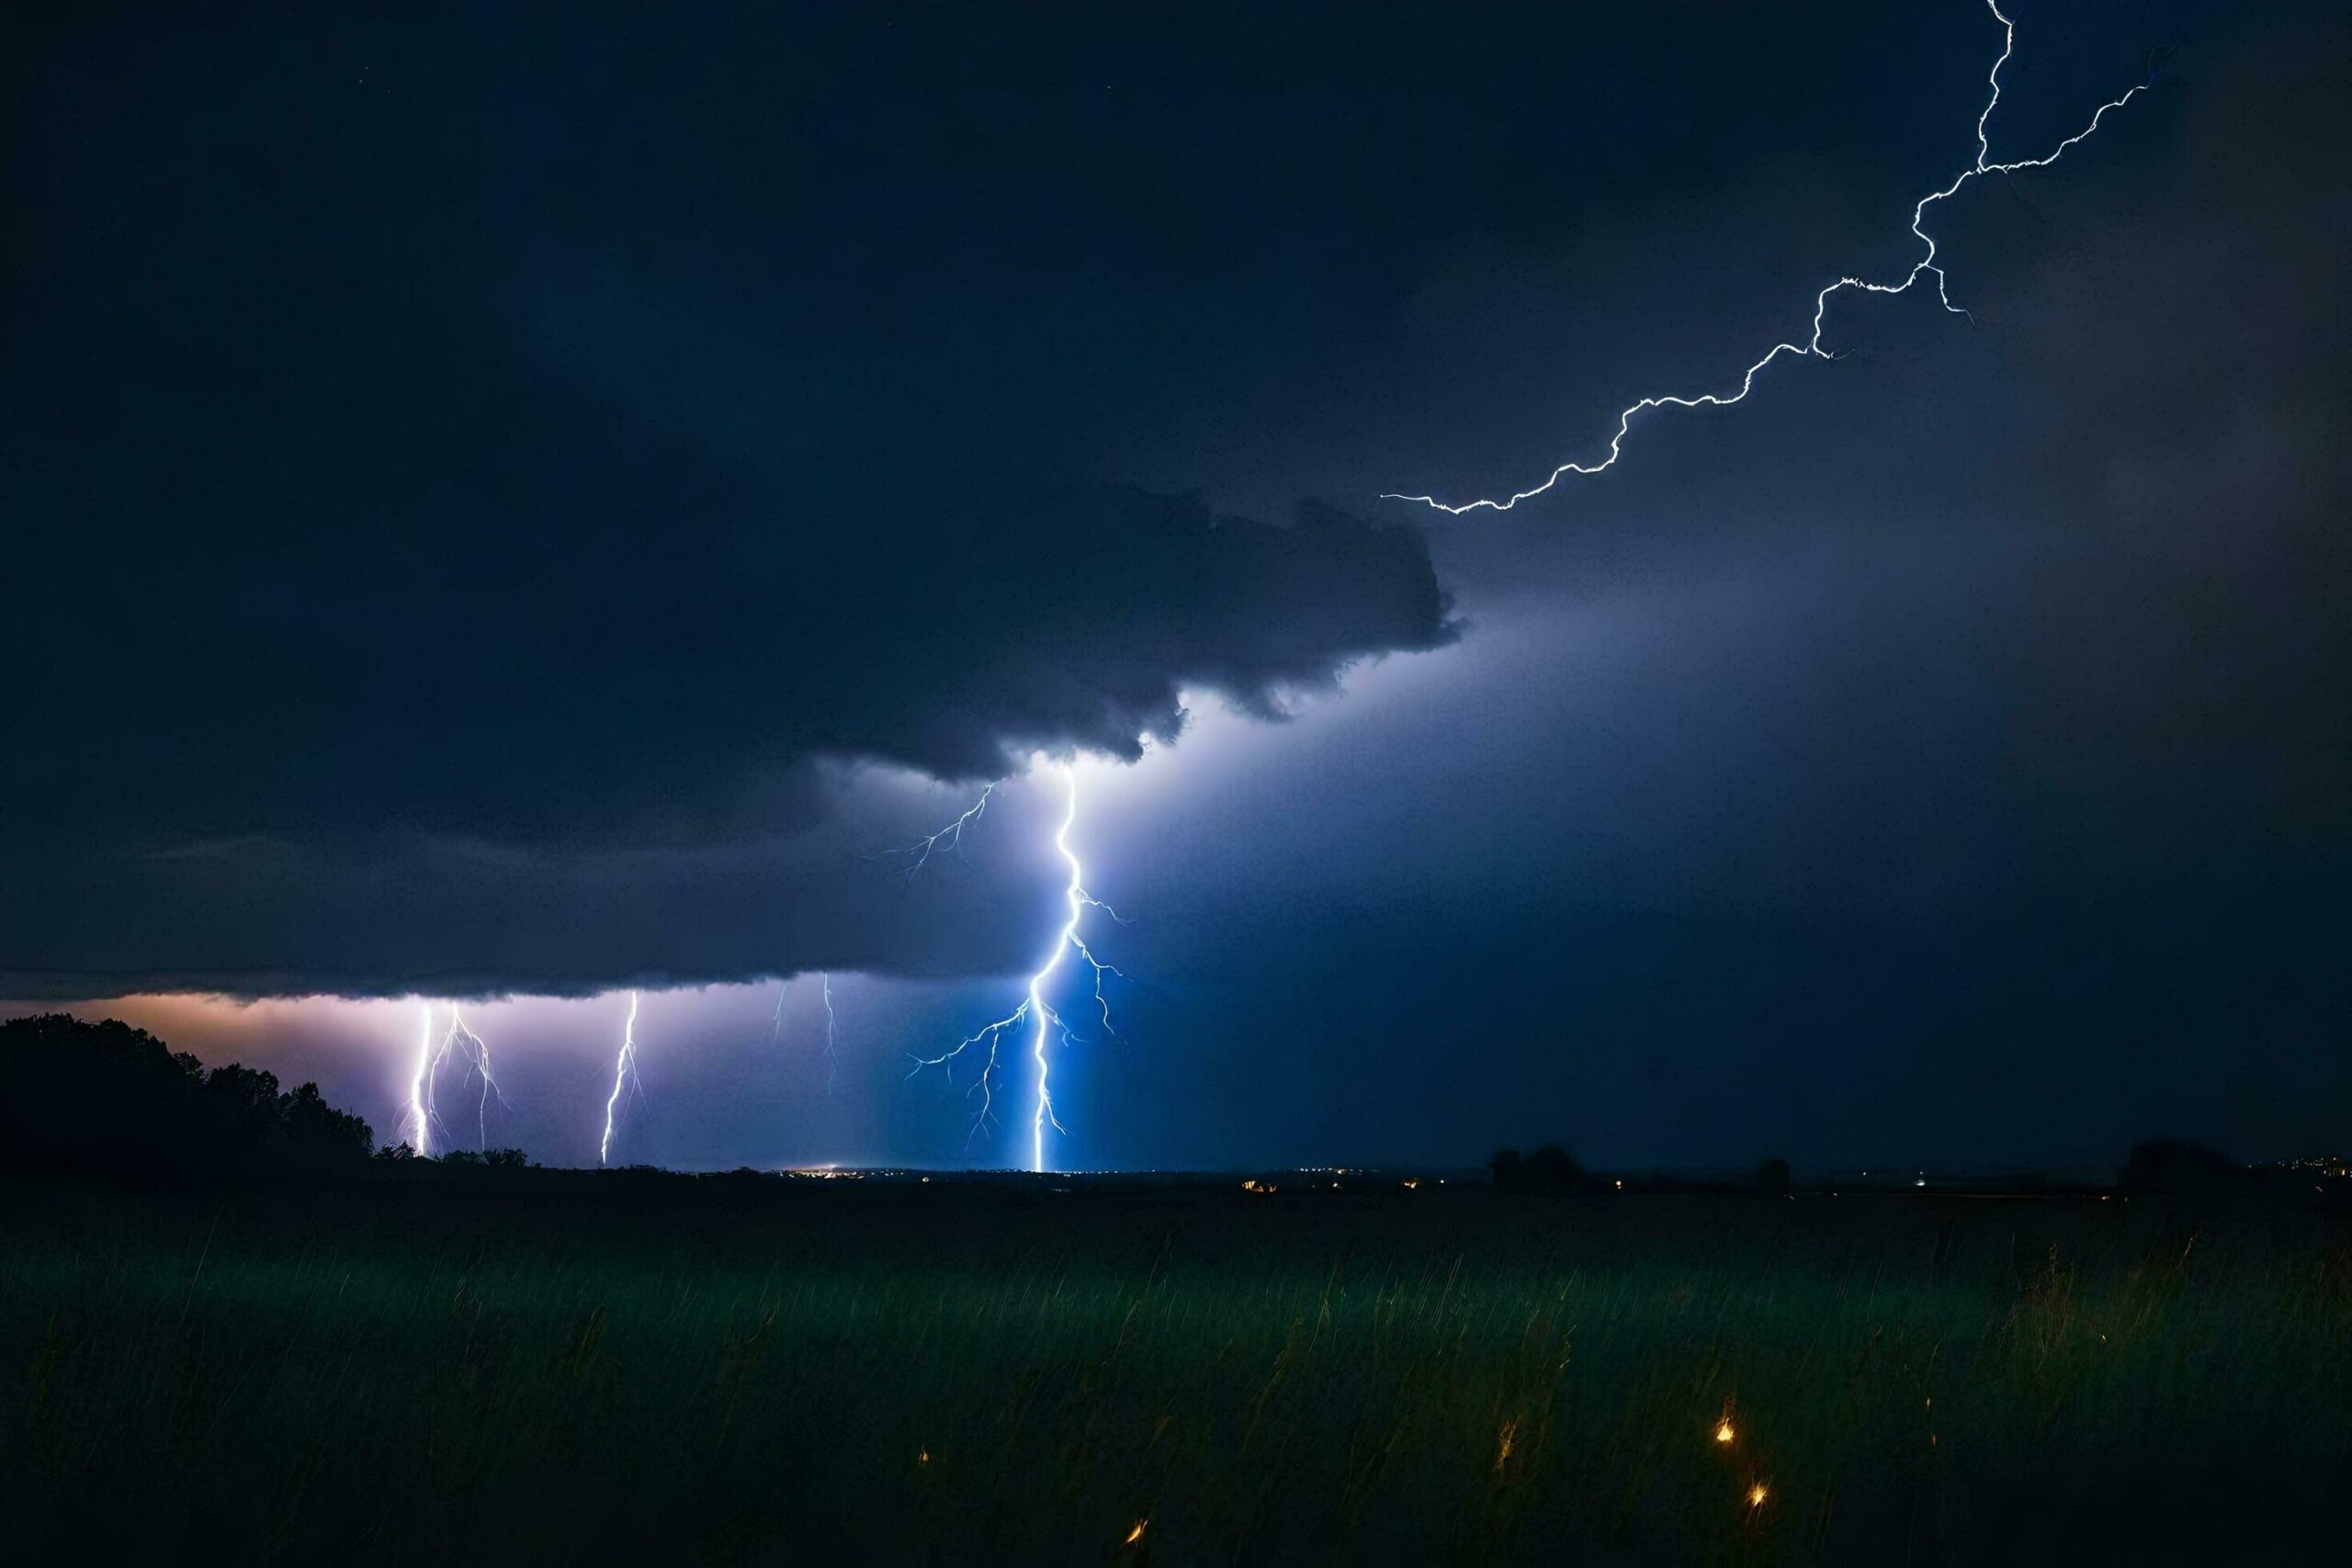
[1401,1179,1419,1190]
[1125,1519,1148,1545]
[918,1449,930,1464]
[1495,1417,1520,1471]
[1748,1483,1770,1508]
[1715,1420,1736,1444]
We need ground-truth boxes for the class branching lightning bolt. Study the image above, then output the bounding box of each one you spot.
[874,783,995,879]
[599,988,644,1167]
[448,1005,508,1151]
[907,761,1124,1172]
[407,1001,511,1156]
[1381,1,2154,515]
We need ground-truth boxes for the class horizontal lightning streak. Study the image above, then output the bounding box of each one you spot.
[1382,0,2152,515]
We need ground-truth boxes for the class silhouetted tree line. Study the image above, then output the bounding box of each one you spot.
[1487,1145,1584,1195]
[1485,1134,2344,1204]
[1489,1146,1798,1197]
[0,1014,372,1171]
[378,1143,531,1168]
[2120,1136,2254,1194]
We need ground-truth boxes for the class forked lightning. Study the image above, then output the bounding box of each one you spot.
[909,761,1122,1172]
[1383,1,2154,515]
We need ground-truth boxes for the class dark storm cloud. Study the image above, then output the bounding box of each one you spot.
[4,0,2345,1183]
[2,6,1453,997]
[1043,3,2350,1169]
[1422,1,2352,874]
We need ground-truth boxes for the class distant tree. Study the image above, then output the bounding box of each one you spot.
[438,1149,485,1167]
[1488,1148,1524,1194]
[0,1014,373,1171]
[279,1081,374,1161]
[1522,1144,1581,1196]
[377,1141,418,1162]
[201,1064,287,1147]
[484,1147,532,1169]
[1754,1158,1792,1197]
[0,1014,207,1166]
[2120,1138,2242,1197]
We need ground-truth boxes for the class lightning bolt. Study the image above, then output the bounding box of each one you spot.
[876,784,996,879]
[1382,0,2154,515]
[599,988,644,1167]
[407,1000,438,1156]
[909,761,1123,1172]
[820,971,839,1094]
[447,1004,508,1151]
[406,1001,512,1155]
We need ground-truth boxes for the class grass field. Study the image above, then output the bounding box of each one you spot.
[5,1172,2347,1564]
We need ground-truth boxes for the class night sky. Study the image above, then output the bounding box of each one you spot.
[6,2,2346,1172]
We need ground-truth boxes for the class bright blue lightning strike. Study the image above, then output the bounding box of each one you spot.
[599,988,644,1166]
[908,761,1122,1172]
[1382,0,2154,515]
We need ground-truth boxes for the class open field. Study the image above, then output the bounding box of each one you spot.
[5,1172,2348,1564]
